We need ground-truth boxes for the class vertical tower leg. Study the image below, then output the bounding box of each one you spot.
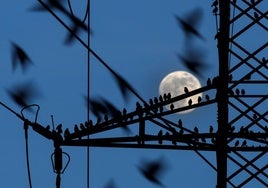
[216,1,230,187]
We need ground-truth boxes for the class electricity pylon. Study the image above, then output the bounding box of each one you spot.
[3,0,266,188]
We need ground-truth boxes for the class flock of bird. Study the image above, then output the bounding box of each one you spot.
[5,2,216,186]
[174,6,209,79]
[4,0,265,187]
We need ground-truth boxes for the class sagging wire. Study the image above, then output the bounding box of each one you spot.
[24,121,33,188]
[67,0,89,24]
[21,104,40,123]
[21,104,40,188]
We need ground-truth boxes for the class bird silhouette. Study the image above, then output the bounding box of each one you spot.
[211,138,216,144]
[241,89,245,95]
[166,93,171,100]
[153,97,159,104]
[80,123,86,130]
[170,103,174,111]
[212,6,218,15]
[56,124,63,134]
[32,0,89,45]
[205,94,210,101]
[103,179,118,188]
[184,87,189,93]
[235,88,240,95]
[234,140,239,147]
[241,140,247,147]
[149,98,154,106]
[113,72,137,103]
[207,78,212,86]
[209,125,213,133]
[11,42,33,72]
[197,96,202,103]
[104,114,109,122]
[188,98,192,106]
[177,47,209,78]
[31,0,67,12]
[86,96,108,119]
[174,7,205,40]
[74,124,80,135]
[6,81,40,109]
[159,95,163,102]
[178,119,183,127]
[194,126,199,134]
[64,128,70,140]
[262,57,267,63]
[64,16,89,44]
[137,157,167,187]
[157,130,163,144]
[229,125,235,133]
[211,0,218,7]
[85,120,93,128]
[100,97,120,118]
[85,96,120,119]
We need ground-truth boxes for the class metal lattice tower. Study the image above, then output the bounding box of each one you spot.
[4,0,266,188]
[224,0,268,187]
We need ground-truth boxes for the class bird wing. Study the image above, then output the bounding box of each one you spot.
[185,7,203,28]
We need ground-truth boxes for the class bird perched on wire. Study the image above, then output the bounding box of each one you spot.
[11,42,33,72]
[137,157,167,187]
[174,7,205,41]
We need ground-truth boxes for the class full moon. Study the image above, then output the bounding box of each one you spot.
[159,71,202,114]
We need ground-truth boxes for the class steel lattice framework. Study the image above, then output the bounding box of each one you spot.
[4,0,266,188]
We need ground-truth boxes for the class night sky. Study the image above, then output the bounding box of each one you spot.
[0,0,267,188]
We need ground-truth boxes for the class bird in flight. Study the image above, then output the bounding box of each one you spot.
[177,46,209,78]
[11,42,33,72]
[31,0,89,45]
[103,179,118,188]
[6,81,40,110]
[174,7,205,40]
[137,157,167,187]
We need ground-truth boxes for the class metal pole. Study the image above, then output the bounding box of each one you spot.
[216,0,230,188]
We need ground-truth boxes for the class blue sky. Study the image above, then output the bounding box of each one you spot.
[0,0,267,188]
